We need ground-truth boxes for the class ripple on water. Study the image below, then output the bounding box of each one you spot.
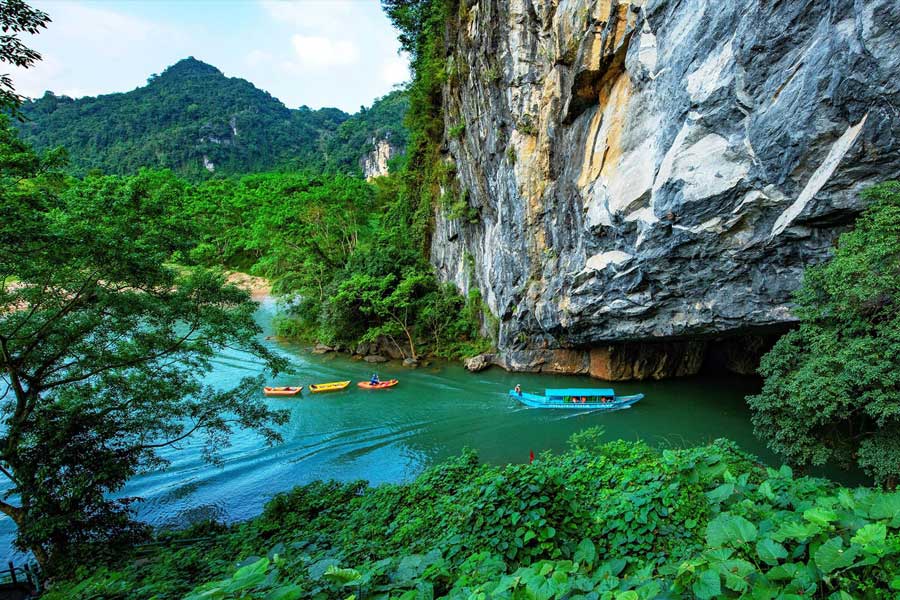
[0,303,773,561]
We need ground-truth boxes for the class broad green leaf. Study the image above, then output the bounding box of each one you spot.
[758,481,775,501]
[233,557,269,580]
[850,522,886,547]
[266,586,304,600]
[706,514,757,547]
[868,493,900,521]
[814,536,858,573]
[803,506,838,526]
[756,538,788,565]
[706,483,735,503]
[767,562,804,581]
[692,569,721,599]
[308,558,340,581]
[774,519,821,542]
[574,539,597,567]
[323,566,362,585]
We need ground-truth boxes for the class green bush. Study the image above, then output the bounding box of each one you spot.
[41,435,900,599]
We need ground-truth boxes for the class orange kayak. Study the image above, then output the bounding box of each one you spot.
[263,386,303,397]
[357,379,399,390]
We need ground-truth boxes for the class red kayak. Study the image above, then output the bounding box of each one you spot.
[357,379,399,389]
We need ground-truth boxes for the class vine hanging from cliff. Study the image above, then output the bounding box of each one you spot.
[382,0,458,254]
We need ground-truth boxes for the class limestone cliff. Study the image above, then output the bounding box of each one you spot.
[362,137,402,180]
[432,0,900,379]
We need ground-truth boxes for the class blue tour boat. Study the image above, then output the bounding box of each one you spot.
[509,387,643,410]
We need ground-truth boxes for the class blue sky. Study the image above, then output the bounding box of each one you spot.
[10,0,410,112]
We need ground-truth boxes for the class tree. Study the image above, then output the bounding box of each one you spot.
[748,182,900,488]
[0,118,289,572]
[0,0,50,115]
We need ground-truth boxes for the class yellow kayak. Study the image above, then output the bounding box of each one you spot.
[308,380,351,393]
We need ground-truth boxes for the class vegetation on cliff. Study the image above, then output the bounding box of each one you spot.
[43,433,900,599]
[179,169,489,359]
[749,182,900,489]
[16,58,407,179]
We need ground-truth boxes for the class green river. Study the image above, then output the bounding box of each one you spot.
[1,298,773,560]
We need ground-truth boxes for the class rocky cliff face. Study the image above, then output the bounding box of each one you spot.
[432,0,900,379]
[362,137,402,180]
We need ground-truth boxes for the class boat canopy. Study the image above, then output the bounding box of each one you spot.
[545,388,615,397]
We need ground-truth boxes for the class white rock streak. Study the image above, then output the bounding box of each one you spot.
[585,251,633,272]
[770,114,869,238]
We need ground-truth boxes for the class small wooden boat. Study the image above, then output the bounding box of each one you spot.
[263,386,303,397]
[309,380,351,393]
[357,379,399,390]
[509,387,643,410]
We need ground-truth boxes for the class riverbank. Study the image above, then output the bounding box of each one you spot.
[43,436,900,599]
[225,271,271,300]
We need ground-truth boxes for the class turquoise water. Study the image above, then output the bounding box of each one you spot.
[0,298,772,560]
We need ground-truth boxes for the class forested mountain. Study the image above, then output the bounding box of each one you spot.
[16,57,407,178]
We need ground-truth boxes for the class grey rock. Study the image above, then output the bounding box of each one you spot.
[432,0,900,378]
[463,353,493,372]
[403,357,420,368]
[364,355,388,363]
[311,343,333,355]
[361,135,403,180]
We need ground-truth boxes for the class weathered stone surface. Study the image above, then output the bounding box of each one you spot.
[494,349,591,375]
[364,355,388,363]
[311,343,333,355]
[403,357,420,368]
[431,0,900,378]
[361,136,402,180]
[464,353,493,372]
[589,341,706,381]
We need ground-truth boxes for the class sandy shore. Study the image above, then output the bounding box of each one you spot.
[226,272,272,300]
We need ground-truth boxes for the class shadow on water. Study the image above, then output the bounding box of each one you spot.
[0,299,864,560]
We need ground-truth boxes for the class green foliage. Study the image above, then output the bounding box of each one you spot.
[16,58,407,179]
[42,438,900,599]
[316,90,410,175]
[0,117,289,573]
[506,145,516,165]
[749,182,900,488]
[383,0,456,252]
[447,121,465,139]
[481,63,502,84]
[0,0,50,115]
[517,114,538,136]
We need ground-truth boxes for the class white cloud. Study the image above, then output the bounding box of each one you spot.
[381,52,410,85]
[291,35,359,69]
[260,0,355,32]
[7,1,191,99]
[7,0,410,112]
[245,49,274,68]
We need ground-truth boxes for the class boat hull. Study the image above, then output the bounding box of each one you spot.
[309,380,351,393]
[358,379,399,389]
[510,390,643,410]
[264,386,303,397]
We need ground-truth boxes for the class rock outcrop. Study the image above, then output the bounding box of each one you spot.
[432,0,900,379]
[362,137,402,180]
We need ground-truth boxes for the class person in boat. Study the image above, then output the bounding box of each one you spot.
[370,373,380,385]
[515,384,522,396]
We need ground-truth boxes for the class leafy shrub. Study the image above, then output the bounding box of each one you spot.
[43,438,900,599]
